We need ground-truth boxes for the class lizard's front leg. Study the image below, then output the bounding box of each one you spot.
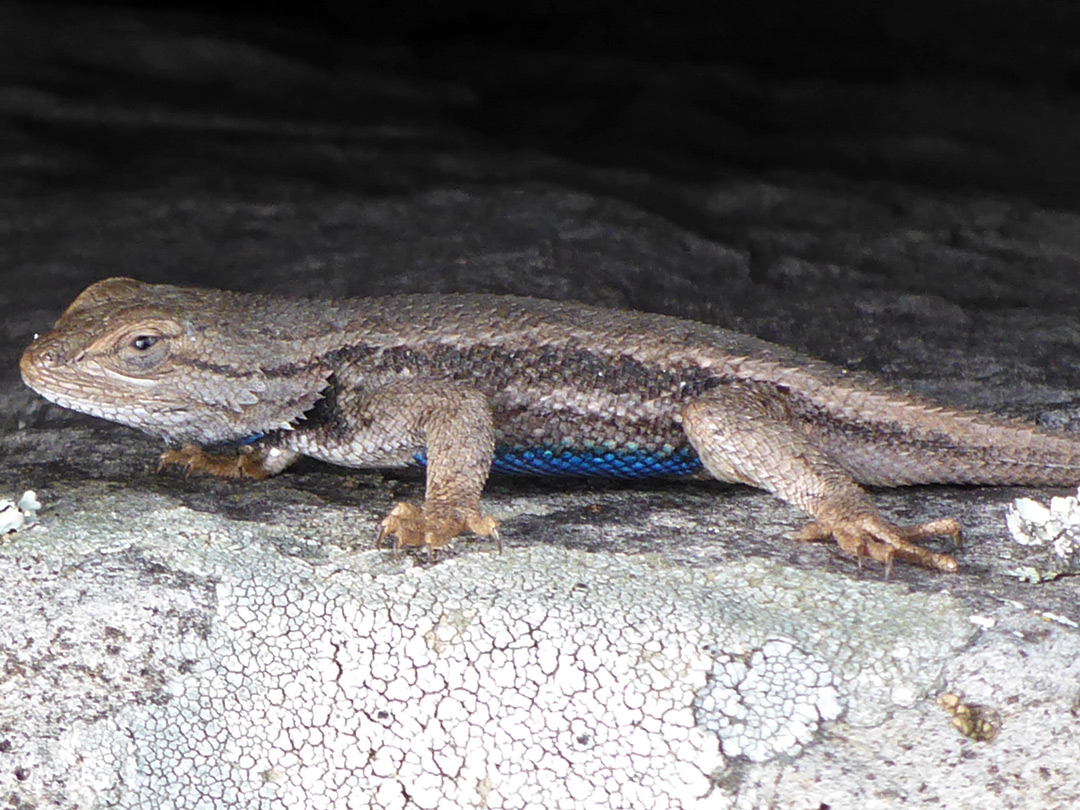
[282,381,498,557]
[158,443,300,479]
[680,383,959,573]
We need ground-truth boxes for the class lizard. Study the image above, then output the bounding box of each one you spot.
[18,276,1080,573]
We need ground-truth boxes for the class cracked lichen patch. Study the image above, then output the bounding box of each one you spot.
[695,638,842,762]
[1,492,974,809]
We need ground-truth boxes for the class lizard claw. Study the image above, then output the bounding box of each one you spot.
[158,443,275,480]
[376,501,500,559]
[798,513,961,573]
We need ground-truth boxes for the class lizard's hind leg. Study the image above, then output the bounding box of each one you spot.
[680,383,959,573]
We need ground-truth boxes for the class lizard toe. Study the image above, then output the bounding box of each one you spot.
[158,443,276,480]
[799,512,959,573]
[377,501,500,558]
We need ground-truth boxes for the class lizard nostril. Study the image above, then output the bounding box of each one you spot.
[19,345,61,382]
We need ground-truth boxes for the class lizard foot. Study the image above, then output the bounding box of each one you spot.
[797,513,961,574]
[376,501,501,560]
[158,443,275,480]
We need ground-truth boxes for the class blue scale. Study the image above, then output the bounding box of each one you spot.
[415,444,702,479]
[237,433,703,479]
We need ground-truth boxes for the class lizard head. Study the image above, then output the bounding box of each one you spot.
[21,277,330,444]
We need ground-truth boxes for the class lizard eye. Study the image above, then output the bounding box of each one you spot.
[111,325,173,374]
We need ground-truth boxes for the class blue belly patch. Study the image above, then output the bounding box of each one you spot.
[414,445,702,479]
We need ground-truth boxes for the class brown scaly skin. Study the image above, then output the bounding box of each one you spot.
[20,277,1080,571]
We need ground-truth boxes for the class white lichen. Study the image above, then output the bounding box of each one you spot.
[1006,488,1080,576]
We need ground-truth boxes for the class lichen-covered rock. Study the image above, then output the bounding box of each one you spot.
[1,489,974,809]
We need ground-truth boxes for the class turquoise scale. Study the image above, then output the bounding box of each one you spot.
[414,445,702,479]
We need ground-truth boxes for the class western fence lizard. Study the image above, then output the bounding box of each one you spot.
[19,277,1080,572]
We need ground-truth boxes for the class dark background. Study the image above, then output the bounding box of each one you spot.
[94,1,1080,89]
[8,1,1080,204]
